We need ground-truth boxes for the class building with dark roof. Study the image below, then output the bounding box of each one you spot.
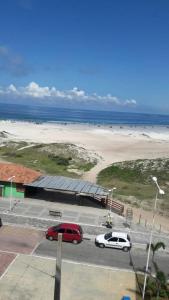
[0,162,109,208]
[25,175,109,207]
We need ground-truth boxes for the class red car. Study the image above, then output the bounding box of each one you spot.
[46,223,83,244]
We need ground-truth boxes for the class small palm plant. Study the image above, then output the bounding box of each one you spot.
[146,241,165,262]
[145,269,169,299]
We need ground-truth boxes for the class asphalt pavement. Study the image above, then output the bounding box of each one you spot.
[33,238,169,275]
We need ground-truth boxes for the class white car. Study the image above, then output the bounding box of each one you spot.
[95,231,132,252]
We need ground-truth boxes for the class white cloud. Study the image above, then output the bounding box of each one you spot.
[24,82,51,98]
[8,84,17,93]
[0,81,137,107]
[124,99,137,106]
[69,87,86,98]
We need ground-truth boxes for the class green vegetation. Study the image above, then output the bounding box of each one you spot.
[77,162,95,171]
[0,141,96,177]
[97,159,169,213]
[136,242,168,299]
[136,272,169,299]
[146,242,166,262]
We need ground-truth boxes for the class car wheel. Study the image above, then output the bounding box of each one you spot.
[123,246,129,252]
[48,236,54,241]
[99,243,105,248]
[72,239,78,244]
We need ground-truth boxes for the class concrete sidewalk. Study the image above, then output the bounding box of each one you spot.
[0,197,123,227]
[0,254,137,300]
[0,196,148,231]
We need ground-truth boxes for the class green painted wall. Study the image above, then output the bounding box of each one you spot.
[3,183,24,198]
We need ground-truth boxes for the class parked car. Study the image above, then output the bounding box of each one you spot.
[95,231,132,251]
[0,218,2,227]
[46,223,83,244]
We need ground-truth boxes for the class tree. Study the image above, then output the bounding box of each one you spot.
[146,242,165,262]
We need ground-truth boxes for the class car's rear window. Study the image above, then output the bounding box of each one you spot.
[53,225,59,231]
[104,232,112,240]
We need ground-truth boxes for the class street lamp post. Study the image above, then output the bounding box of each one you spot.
[142,176,165,299]
[54,233,62,300]
[8,176,15,211]
[109,187,116,213]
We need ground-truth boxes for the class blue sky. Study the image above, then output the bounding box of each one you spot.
[0,0,169,113]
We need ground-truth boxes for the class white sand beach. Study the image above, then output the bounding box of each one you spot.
[1,120,169,231]
[1,121,169,182]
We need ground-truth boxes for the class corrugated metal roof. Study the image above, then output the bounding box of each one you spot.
[25,175,108,197]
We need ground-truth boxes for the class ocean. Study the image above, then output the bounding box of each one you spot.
[0,103,169,125]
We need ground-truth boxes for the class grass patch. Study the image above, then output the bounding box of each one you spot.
[0,141,97,177]
[76,161,95,171]
[97,159,169,213]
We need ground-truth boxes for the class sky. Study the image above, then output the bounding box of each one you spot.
[0,0,169,113]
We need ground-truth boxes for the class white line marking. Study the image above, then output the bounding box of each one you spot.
[62,259,134,273]
[0,254,19,280]
[31,241,41,255]
[33,253,55,261]
[0,249,135,273]
[0,249,20,255]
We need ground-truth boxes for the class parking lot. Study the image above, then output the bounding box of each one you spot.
[0,225,137,300]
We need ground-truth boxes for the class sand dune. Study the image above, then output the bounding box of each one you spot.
[0,121,169,182]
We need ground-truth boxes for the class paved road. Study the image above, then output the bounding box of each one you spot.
[0,224,168,276]
[0,225,137,300]
[34,238,169,274]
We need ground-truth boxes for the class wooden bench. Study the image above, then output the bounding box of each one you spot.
[49,210,62,217]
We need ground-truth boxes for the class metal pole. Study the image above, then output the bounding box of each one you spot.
[10,179,12,211]
[109,189,112,212]
[54,233,62,300]
[109,187,116,213]
[8,175,15,212]
[142,176,165,299]
[142,190,157,299]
